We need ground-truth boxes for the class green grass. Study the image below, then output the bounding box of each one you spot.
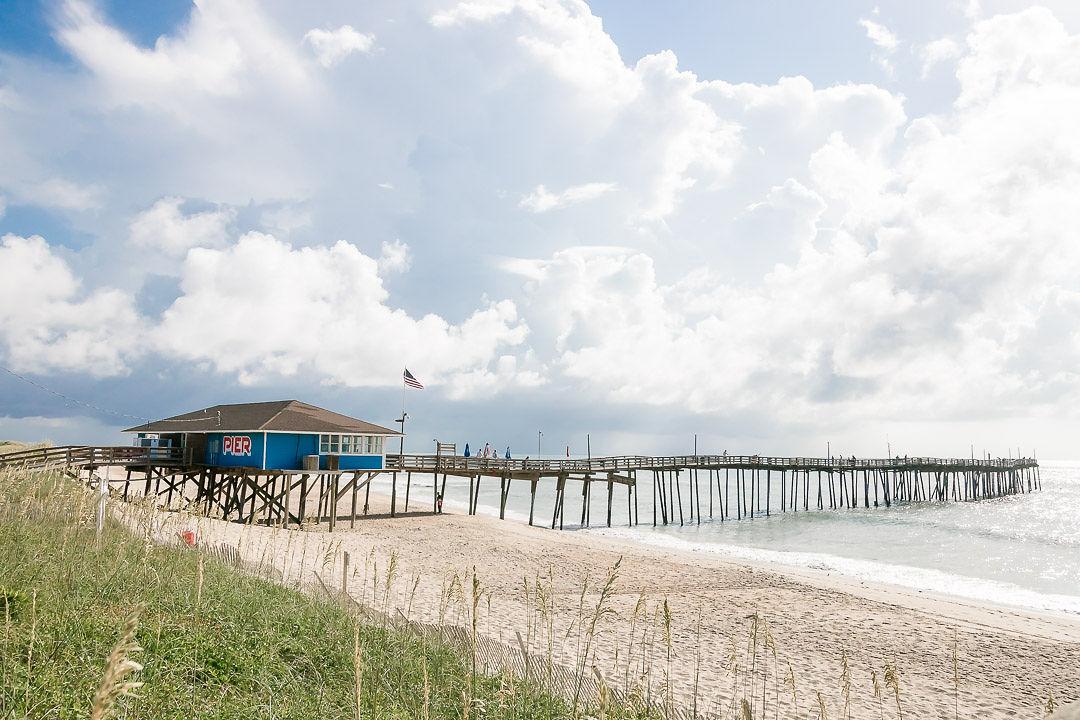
[0,469,654,719]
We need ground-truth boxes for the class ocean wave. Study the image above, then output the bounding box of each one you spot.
[591,526,1080,616]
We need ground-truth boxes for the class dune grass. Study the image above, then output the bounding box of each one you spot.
[0,468,658,719]
[0,440,51,456]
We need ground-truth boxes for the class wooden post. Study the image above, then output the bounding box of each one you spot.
[675,470,684,526]
[390,471,398,517]
[708,468,714,518]
[766,469,771,517]
[736,469,742,520]
[529,478,538,526]
[694,469,701,525]
[499,475,509,520]
[363,472,372,515]
[349,474,358,529]
[404,471,412,512]
[581,477,590,527]
[780,469,786,512]
[607,476,614,527]
[95,472,107,542]
[328,475,338,531]
[724,468,730,520]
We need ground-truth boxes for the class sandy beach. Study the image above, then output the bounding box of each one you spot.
[131,486,1080,719]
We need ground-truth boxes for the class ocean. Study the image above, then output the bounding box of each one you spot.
[373,459,1080,616]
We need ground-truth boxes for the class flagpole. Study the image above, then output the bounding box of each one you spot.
[399,371,407,458]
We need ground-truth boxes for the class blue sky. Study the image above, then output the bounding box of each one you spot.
[2,0,1080,458]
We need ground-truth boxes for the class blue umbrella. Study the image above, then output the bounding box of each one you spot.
[505,446,511,459]
[464,443,471,458]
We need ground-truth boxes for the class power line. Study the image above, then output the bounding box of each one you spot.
[1,365,151,423]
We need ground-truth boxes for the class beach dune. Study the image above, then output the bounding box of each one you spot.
[145,489,1079,719]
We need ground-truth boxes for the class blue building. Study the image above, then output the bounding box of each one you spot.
[124,400,400,471]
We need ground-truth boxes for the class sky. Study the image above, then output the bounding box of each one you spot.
[1,0,1079,459]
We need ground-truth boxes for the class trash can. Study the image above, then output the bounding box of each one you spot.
[302,455,319,471]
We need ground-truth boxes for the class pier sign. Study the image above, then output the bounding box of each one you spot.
[222,435,252,457]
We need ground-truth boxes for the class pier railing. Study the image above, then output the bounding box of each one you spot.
[386,452,1038,476]
[0,445,189,470]
[0,445,1041,532]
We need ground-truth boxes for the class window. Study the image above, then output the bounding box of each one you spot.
[319,434,386,455]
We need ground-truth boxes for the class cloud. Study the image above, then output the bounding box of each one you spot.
[430,0,516,29]
[0,235,142,376]
[518,182,616,212]
[858,17,899,75]
[920,38,962,78]
[377,239,411,273]
[10,178,104,211]
[858,18,899,52]
[493,5,1080,424]
[303,25,375,67]
[128,197,235,256]
[154,232,529,387]
[3,0,1080,453]
[54,0,310,115]
[955,7,1079,108]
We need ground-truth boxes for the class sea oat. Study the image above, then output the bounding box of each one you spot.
[90,609,143,720]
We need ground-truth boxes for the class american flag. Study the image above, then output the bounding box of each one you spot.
[403,368,424,389]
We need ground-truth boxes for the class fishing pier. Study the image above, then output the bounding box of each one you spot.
[0,445,1040,531]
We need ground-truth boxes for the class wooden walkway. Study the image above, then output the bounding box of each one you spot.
[0,446,1040,531]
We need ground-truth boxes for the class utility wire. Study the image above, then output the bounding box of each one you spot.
[2,365,150,422]
[2,365,222,428]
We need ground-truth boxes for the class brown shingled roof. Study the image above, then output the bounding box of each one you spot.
[123,400,400,435]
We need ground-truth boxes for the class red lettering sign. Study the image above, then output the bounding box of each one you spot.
[222,435,252,457]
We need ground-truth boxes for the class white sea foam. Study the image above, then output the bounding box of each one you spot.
[371,461,1080,616]
[589,525,1080,616]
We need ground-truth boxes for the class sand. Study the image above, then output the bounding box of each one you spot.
[120,483,1079,719]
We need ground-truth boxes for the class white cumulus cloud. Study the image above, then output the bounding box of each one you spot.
[518,182,616,213]
[154,232,530,387]
[303,25,375,68]
[0,235,142,376]
[858,18,899,52]
[128,197,235,256]
[920,38,962,77]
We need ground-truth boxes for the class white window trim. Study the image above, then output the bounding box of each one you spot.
[318,433,386,456]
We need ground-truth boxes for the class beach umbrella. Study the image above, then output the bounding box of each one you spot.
[505,446,511,459]
[464,443,471,457]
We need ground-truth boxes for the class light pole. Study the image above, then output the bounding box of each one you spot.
[538,430,542,460]
[396,412,408,457]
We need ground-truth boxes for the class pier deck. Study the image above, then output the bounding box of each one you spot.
[0,446,1040,531]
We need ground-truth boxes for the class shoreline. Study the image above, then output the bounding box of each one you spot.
[580,524,1080,644]
[146,486,1080,719]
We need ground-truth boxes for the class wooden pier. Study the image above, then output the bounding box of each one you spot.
[0,446,1040,531]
